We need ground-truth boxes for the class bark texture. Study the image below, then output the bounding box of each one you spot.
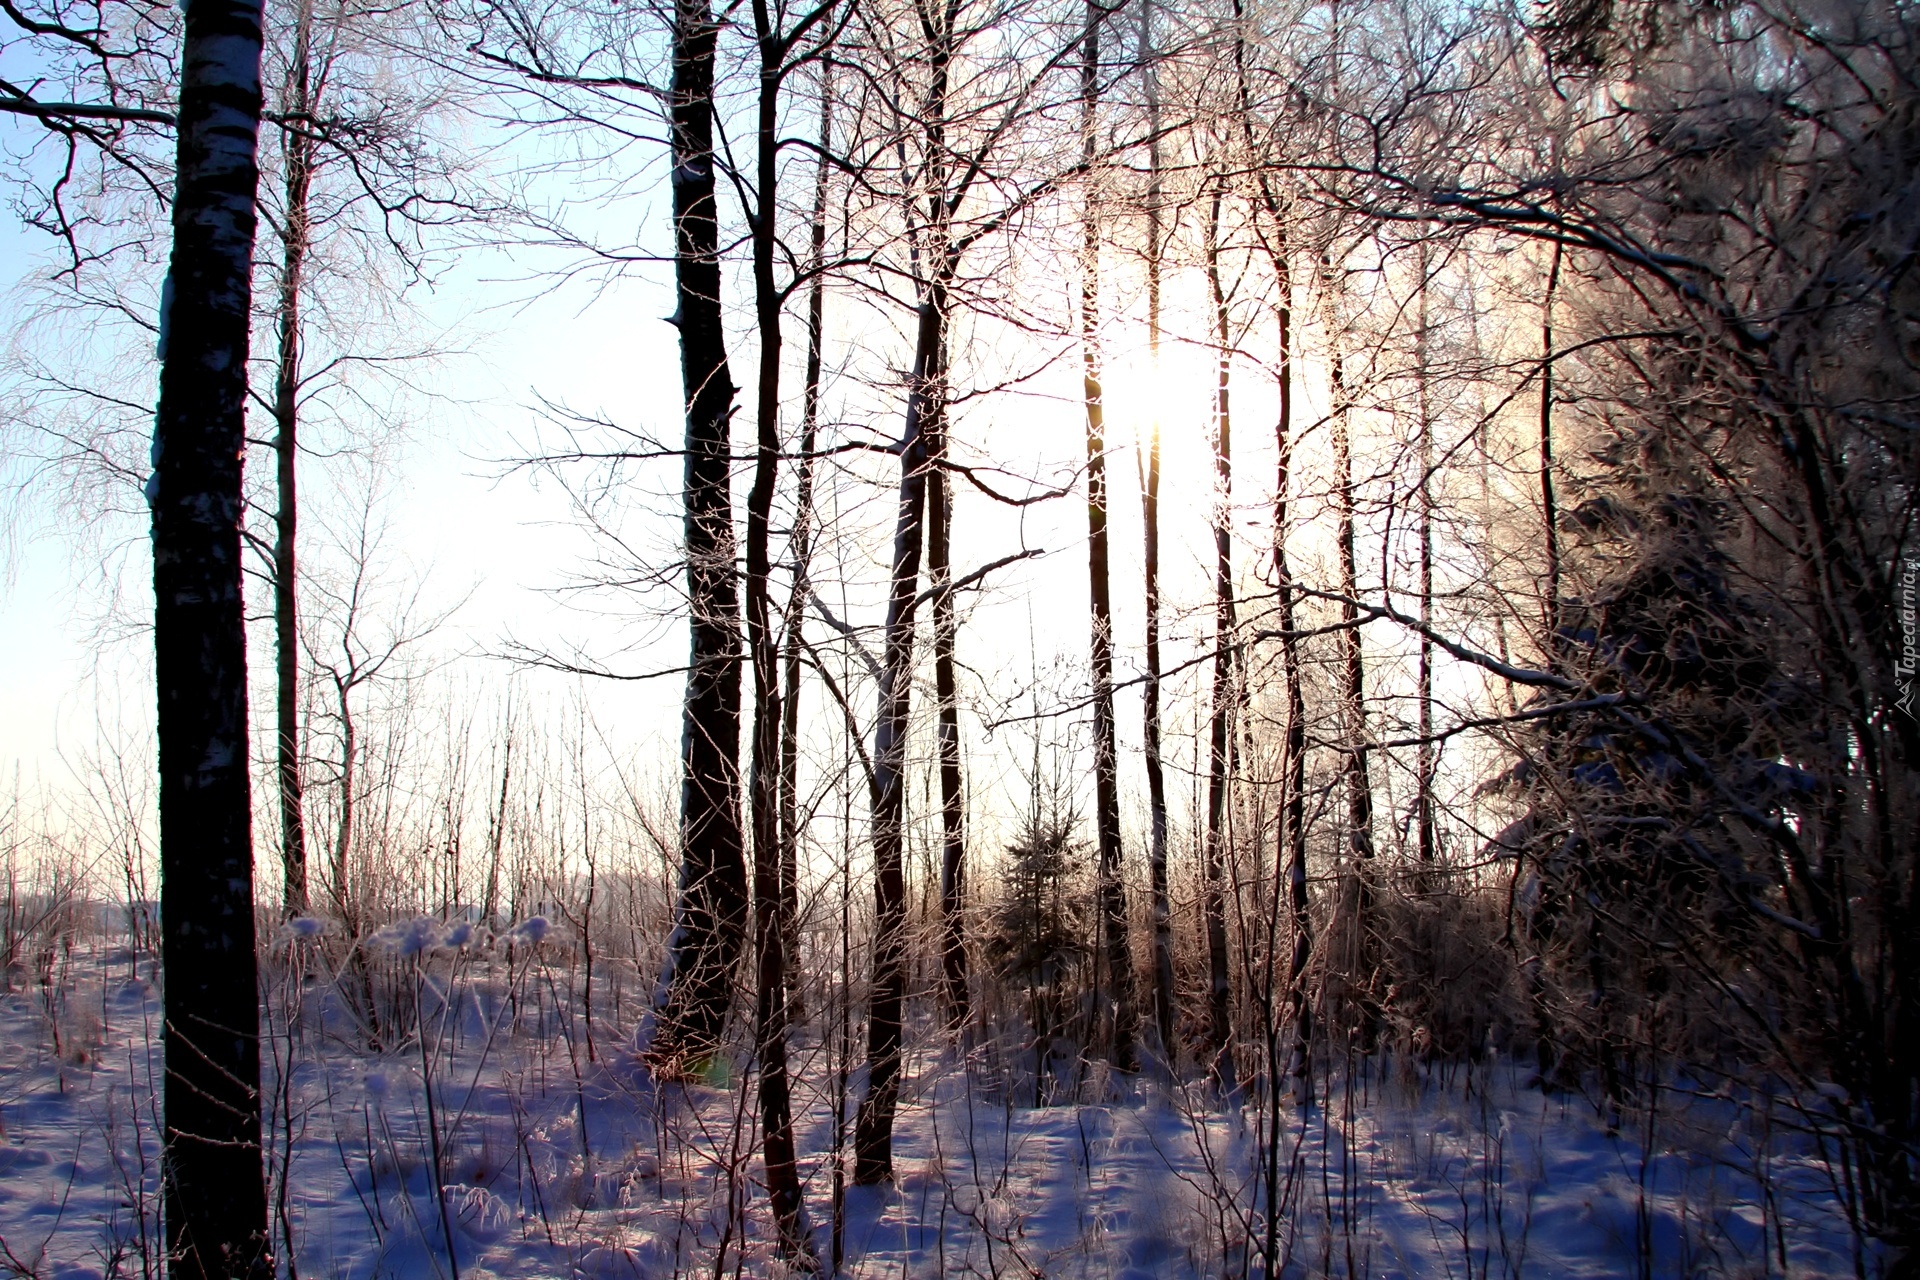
[153,0,272,1269]
[653,0,749,1067]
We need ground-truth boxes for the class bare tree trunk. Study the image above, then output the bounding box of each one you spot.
[930,440,968,1030]
[1225,0,1310,1106]
[483,701,513,929]
[744,4,814,1254]
[1539,240,1563,644]
[153,0,272,1265]
[1135,0,1174,1066]
[1201,181,1237,1089]
[1325,263,1377,1044]
[652,0,749,1067]
[1081,0,1137,1075]
[922,34,966,1022]
[1416,241,1436,873]
[272,0,315,918]
[782,66,834,1022]
[1467,295,1521,718]
[853,282,945,1184]
[1266,237,1311,1104]
[855,0,957,1177]
[332,674,355,925]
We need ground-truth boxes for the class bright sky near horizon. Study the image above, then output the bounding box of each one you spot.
[0,193,700,794]
[0,107,1422,863]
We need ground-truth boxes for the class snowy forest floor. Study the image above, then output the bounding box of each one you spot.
[0,932,1866,1279]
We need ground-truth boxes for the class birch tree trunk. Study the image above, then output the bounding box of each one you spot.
[152,0,271,1266]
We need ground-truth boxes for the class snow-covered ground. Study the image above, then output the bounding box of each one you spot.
[0,929,1863,1278]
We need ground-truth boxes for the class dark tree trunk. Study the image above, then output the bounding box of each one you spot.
[930,441,968,1030]
[923,44,966,1022]
[1252,207,1311,1104]
[483,705,513,929]
[1539,241,1563,643]
[1416,244,1436,873]
[1136,0,1174,1067]
[1326,271,1377,1043]
[855,0,953,1178]
[781,66,834,1021]
[152,0,272,1268]
[853,282,945,1185]
[1276,377,1311,1103]
[652,0,749,1068]
[1201,182,1237,1088]
[1226,5,1305,1147]
[271,0,314,918]
[743,0,810,1254]
[331,675,355,924]
[1080,0,1137,1075]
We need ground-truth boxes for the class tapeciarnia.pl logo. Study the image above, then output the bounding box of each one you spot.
[1899,557,1918,719]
